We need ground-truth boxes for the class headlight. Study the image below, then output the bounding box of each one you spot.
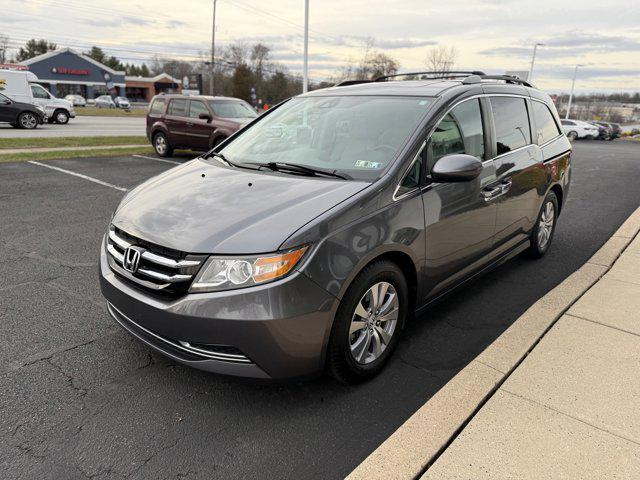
[189,246,309,293]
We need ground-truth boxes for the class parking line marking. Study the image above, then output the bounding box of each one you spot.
[132,154,181,165]
[28,161,127,192]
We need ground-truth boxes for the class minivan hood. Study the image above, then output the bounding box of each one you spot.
[112,158,369,254]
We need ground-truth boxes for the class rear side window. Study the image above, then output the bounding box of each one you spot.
[490,97,531,155]
[149,99,164,115]
[532,101,561,145]
[428,99,484,171]
[167,99,187,117]
[189,100,208,118]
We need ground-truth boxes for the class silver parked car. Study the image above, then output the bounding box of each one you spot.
[64,94,87,107]
[100,71,572,383]
[115,96,131,109]
[94,95,116,108]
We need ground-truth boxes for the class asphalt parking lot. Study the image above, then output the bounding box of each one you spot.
[0,115,146,138]
[1,140,639,480]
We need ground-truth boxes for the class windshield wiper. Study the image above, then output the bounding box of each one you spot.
[247,162,351,180]
[205,151,261,171]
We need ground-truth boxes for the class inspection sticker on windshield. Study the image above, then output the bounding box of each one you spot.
[354,160,382,169]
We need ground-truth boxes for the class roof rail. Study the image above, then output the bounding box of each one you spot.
[478,74,534,87]
[333,71,535,89]
[374,71,486,82]
[334,79,374,87]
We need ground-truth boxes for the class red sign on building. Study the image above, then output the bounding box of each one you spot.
[52,67,89,75]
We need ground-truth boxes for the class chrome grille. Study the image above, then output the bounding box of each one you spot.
[106,226,206,295]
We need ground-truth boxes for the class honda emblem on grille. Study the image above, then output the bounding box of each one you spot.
[123,246,143,273]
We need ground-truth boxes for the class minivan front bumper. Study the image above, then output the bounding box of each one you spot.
[99,237,339,379]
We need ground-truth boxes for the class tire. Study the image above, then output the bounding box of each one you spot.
[53,109,69,124]
[326,260,408,384]
[525,191,559,259]
[153,131,173,157]
[567,131,578,141]
[18,112,39,129]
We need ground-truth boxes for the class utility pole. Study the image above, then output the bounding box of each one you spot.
[210,0,217,96]
[566,64,581,120]
[303,0,309,93]
[528,43,544,82]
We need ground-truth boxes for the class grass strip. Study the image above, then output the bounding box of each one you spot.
[0,136,148,149]
[74,107,147,117]
[0,146,155,164]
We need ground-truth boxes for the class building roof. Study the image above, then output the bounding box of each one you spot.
[19,47,126,75]
[124,73,180,83]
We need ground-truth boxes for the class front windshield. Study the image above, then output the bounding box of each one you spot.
[219,95,433,181]
[210,100,257,119]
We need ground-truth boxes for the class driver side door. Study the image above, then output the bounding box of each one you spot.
[420,97,499,300]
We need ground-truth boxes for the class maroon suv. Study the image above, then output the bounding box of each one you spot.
[146,94,258,157]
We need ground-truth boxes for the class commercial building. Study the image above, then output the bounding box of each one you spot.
[19,48,180,101]
[124,73,181,102]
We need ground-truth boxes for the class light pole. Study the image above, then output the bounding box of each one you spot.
[210,0,217,96]
[303,0,309,93]
[528,42,544,82]
[566,64,582,120]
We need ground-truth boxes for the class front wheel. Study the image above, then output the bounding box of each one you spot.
[525,191,558,259]
[326,260,408,383]
[153,132,173,157]
[53,109,69,124]
[18,112,39,129]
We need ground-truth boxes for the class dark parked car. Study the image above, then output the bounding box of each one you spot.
[146,94,258,157]
[589,121,611,140]
[101,72,571,383]
[0,92,46,129]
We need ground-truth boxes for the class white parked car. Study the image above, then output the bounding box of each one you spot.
[560,119,600,140]
[64,94,86,107]
[114,96,131,109]
[95,95,116,108]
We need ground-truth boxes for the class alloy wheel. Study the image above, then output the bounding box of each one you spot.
[155,135,167,155]
[56,111,68,123]
[349,281,399,364]
[537,201,555,250]
[20,113,37,129]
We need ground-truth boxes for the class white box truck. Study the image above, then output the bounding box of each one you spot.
[0,67,75,124]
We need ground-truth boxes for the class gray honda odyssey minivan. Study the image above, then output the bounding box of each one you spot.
[100,71,571,383]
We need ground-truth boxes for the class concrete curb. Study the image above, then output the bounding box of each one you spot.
[347,206,640,480]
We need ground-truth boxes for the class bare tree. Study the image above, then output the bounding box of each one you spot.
[425,45,457,72]
[0,35,10,63]
[332,38,400,82]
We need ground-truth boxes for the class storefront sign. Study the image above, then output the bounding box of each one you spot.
[51,67,90,75]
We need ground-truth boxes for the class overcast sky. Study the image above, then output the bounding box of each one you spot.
[4,0,640,93]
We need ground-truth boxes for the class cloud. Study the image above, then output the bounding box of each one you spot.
[480,31,640,59]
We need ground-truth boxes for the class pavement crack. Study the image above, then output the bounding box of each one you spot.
[126,440,180,477]
[137,352,156,370]
[45,356,88,397]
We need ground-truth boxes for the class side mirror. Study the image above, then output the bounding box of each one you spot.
[431,154,483,182]
[199,112,212,122]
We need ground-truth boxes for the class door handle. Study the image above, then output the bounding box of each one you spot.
[186,122,194,127]
[500,179,513,194]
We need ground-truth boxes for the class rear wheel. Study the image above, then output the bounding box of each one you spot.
[153,131,173,157]
[525,191,558,259]
[18,112,38,129]
[567,131,578,141]
[326,260,408,384]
